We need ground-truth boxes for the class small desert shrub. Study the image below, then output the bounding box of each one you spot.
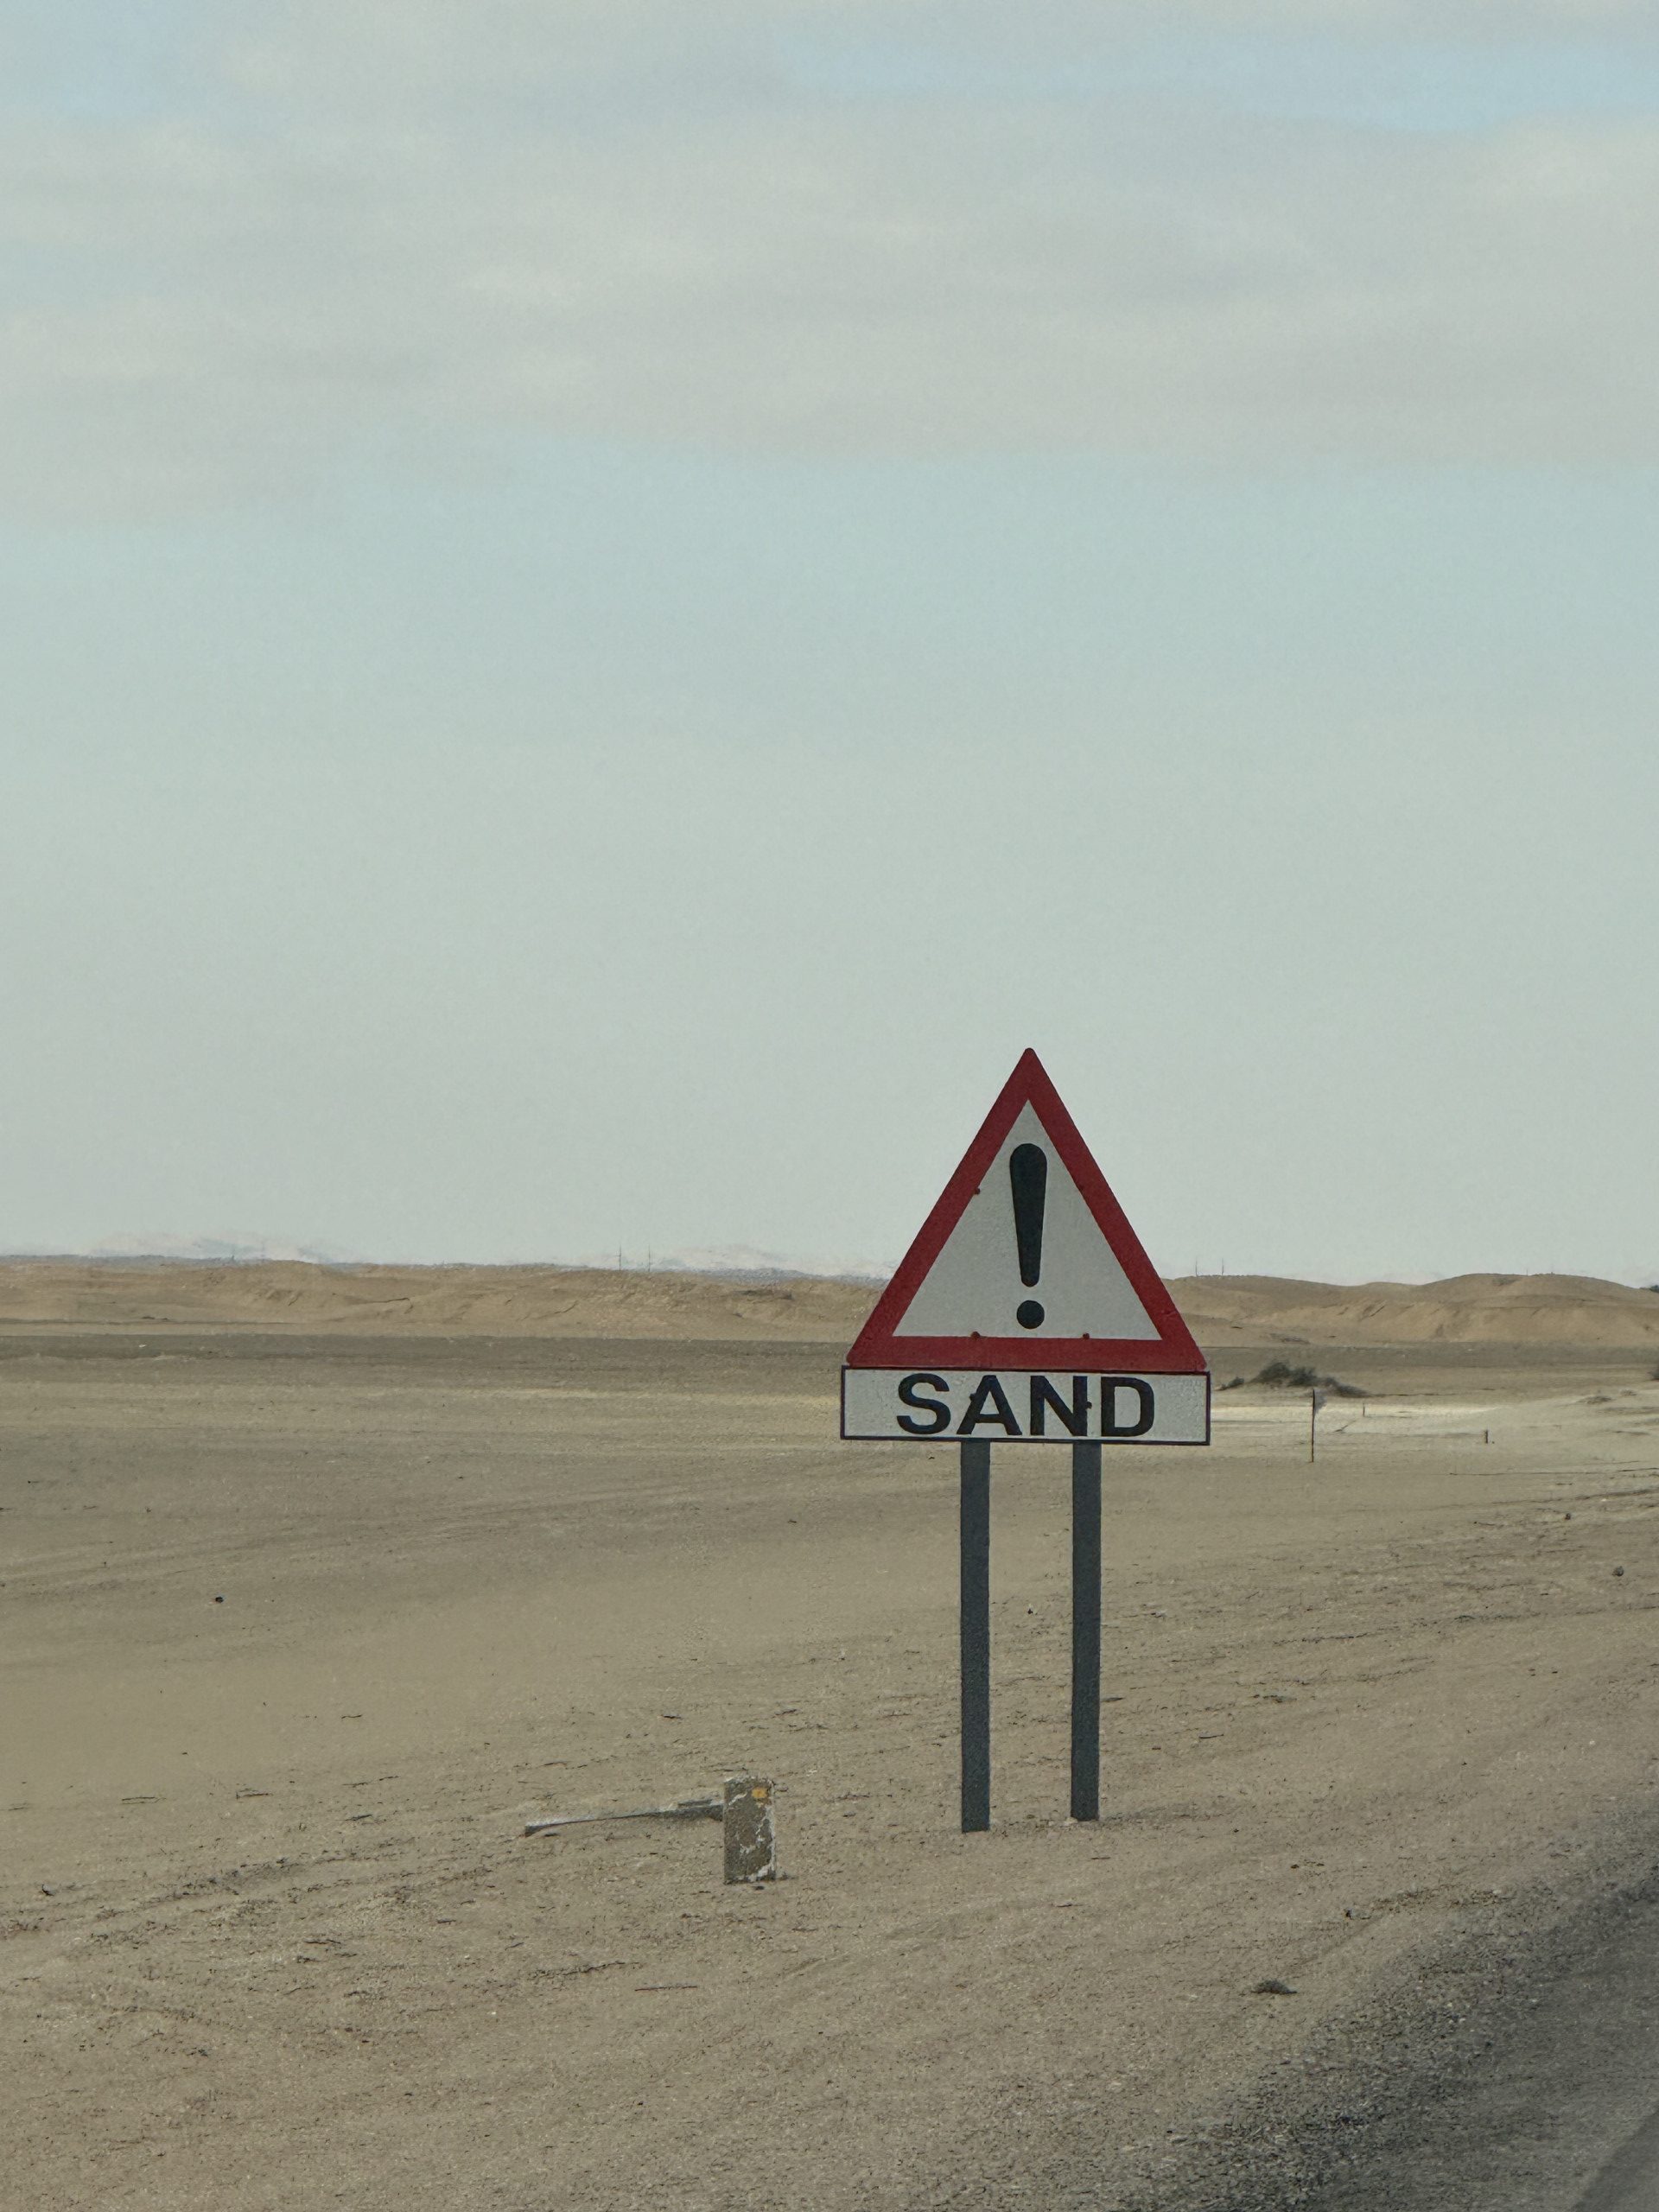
[1255,1359,1319,1388]
[1253,1361,1364,1397]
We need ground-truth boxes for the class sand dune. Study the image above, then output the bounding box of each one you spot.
[1175,1269,1659,1349]
[1,1258,1656,1348]
[0,1258,874,1339]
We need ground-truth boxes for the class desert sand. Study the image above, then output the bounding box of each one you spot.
[5,1266,1659,2209]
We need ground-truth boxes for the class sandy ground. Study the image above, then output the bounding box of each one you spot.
[6,1321,1659,2209]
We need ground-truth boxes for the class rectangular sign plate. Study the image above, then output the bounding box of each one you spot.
[840,1368,1211,1446]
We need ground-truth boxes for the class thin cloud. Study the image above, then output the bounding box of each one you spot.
[2,15,1656,515]
[231,0,1659,57]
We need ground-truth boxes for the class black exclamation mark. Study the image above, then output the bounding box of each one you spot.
[1009,1142,1047,1329]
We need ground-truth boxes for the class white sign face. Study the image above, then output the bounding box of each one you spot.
[893,1103,1160,1344]
[841,1368,1211,1446]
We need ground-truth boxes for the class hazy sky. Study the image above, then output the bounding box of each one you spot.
[3,2,1656,1282]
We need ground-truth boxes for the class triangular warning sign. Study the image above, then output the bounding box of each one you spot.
[847,1051,1206,1375]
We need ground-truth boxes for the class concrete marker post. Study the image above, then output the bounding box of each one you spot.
[723,1775,777,1883]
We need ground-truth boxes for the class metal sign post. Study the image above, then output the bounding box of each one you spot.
[1070,1440,1103,1823]
[959,1441,992,1832]
[842,1051,1211,1834]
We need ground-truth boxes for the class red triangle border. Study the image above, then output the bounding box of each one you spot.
[845,1050,1207,1375]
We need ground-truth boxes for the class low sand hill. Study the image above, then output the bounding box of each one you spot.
[1176,1270,1659,1350]
[0,1258,877,1339]
[0,1259,1656,1348]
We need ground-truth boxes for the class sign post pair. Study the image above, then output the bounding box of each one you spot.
[842,1050,1210,1833]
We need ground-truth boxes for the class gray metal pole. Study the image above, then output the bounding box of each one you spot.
[959,1440,992,1833]
[1071,1440,1103,1822]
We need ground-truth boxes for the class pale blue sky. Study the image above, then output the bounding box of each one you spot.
[3,3,1656,1281]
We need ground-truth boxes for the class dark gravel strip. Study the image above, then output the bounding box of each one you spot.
[1122,1816,1659,2212]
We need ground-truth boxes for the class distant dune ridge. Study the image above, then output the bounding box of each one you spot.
[0,1260,869,1340]
[1176,1270,1659,1348]
[0,1259,1656,1348]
